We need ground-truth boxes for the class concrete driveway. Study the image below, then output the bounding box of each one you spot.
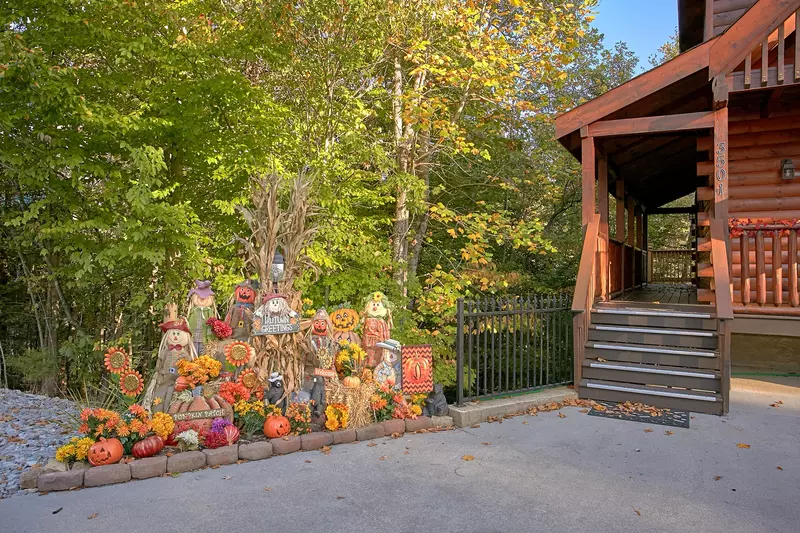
[2,382,798,533]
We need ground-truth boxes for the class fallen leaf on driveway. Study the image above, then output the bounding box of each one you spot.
[462,455,475,461]
[558,413,566,419]
[632,507,641,516]
[579,408,589,414]
[222,476,232,480]
[321,446,331,455]
[644,428,653,433]
[211,465,220,469]
[714,476,722,481]
[52,508,63,515]
[776,466,783,471]
[737,443,751,449]
[304,460,312,464]
[404,451,409,455]
[522,421,528,425]
[664,430,674,436]
[336,496,345,500]
[88,513,98,520]
[481,442,491,446]
[379,456,386,461]
[391,432,402,439]
[367,443,377,447]
[264,487,272,491]
[470,424,480,428]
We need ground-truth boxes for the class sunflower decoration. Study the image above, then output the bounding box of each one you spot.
[104,347,129,375]
[238,368,260,390]
[119,369,145,397]
[225,341,254,367]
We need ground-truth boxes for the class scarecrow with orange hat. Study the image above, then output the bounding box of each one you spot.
[142,317,197,412]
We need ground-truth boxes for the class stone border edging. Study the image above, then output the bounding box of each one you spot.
[34,416,451,493]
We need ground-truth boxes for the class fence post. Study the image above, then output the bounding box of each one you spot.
[456,297,465,406]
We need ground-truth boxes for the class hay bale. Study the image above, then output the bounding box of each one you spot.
[326,381,376,429]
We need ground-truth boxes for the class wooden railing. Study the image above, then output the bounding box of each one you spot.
[609,239,645,294]
[731,223,800,311]
[648,249,694,283]
[571,214,600,388]
[728,9,800,91]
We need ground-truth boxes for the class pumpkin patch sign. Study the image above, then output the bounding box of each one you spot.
[252,294,300,335]
[401,344,433,394]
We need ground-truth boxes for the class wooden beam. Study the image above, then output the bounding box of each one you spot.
[555,39,715,139]
[582,137,596,225]
[713,108,729,221]
[627,197,635,247]
[615,180,625,242]
[708,0,800,81]
[704,0,714,41]
[598,153,609,301]
[650,206,697,214]
[585,112,714,138]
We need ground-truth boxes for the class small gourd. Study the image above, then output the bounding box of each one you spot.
[132,435,165,459]
[343,375,361,389]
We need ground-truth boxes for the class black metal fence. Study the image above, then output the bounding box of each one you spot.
[455,293,573,405]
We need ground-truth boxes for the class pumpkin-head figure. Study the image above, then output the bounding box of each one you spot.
[263,415,291,439]
[364,292,392,320]
[311,308,332,337]
[234,280,258,305]
[331,307,359,332]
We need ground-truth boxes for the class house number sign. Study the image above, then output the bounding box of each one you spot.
[715,141,726,197]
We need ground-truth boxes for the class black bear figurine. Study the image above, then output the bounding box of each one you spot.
[267,372,288,415]
[422,383,448,417]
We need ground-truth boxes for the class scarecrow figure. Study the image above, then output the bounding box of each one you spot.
[374,339,402,390]
[186,280,218,355]
[225,279,258,341]
[330,306,361,347]
[307,308,335,369]
[362,291,393,368]
[143,318,197,412]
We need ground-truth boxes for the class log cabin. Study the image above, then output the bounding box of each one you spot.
[557,0,800,415]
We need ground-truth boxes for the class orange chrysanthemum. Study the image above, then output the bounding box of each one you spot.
[119,369,144,397]
[238,368,259,390]
[128,404,147,419]
[104,347,129,374]
[116,422,130,437]
[225,341,254,367]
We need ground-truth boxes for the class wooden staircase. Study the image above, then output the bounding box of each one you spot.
[578,301,724,415]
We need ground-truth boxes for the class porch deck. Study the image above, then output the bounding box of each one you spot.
[612,283,700,305]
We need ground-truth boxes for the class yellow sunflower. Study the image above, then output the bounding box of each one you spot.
[119,369,144,397]
[104,347,129,374]
[238,368,259,390]
[225,341,254,367]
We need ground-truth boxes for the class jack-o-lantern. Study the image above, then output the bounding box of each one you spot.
[88,437,124,466]
[331,308,359,332]
[263,415,291,439]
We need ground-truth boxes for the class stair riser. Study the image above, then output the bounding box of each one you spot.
[588,330,718,350]
[595,301,713,313]
[582,365,720,391]
[591,313,717,331]
[585,347,720,370]
[579,386,723,415]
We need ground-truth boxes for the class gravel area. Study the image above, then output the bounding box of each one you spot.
[0,389,79,498]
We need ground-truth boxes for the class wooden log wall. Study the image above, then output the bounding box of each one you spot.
[712,0,757,38]
[697,107,800,308]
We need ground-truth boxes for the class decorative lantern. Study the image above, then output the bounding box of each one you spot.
[781,159,796,180]
[271,251,285,292]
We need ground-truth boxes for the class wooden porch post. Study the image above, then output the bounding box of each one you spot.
[643,213,650,283]
[713,106,731,416]
[627,196,635,290]
[581,135,596,225]
[598,151,609,300]
[574,134,597,389]
[636,208,644,287]
[616,180,625,294]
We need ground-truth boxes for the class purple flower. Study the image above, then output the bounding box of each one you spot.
[211,417,232,434]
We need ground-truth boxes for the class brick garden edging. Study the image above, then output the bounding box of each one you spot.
[35,416,450,493]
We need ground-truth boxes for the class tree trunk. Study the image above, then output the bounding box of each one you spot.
[391,52,410,293]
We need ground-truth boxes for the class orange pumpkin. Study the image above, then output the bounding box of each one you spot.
[343,375,361,389]
[331,308,359,332]
[263,415,291,439]
[174,376,190,392]
[132,435,164,458]
[88,437,124,466]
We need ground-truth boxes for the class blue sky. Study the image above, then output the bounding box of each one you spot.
[591,0,678,70]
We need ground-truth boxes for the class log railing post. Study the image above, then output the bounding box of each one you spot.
[790,230,799,307]
[773,230,783,307]
[756,231,766,306]
[740,233,750,305]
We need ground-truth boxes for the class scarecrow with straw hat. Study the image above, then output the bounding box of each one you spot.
[142,317,197,412]
[186,280,218,356]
